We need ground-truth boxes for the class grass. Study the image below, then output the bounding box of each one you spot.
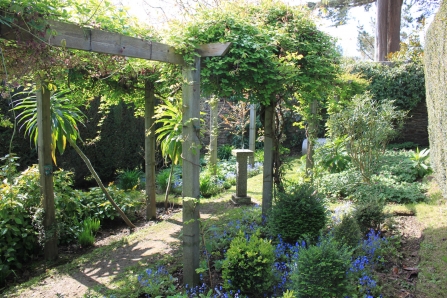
[414,181,447,297]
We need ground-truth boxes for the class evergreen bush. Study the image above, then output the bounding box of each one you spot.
[267,183,327,244]
[353,199,387,234]
[333,214,362,249]
[290,236,352,298]
[222,231,275,296]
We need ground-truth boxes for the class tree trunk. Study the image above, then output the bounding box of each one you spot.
[387,0,403,55]
[375,0,389,61]
[69,140,136,229]
[145,81,157,220]
[376,0,403,61]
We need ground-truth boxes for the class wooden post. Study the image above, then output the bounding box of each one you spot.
[182,57,201,287]
[249,104,256,167]
[262,102,274,217]
[37,82,58,261]
[145,81,157,220]
[209,96,218,174]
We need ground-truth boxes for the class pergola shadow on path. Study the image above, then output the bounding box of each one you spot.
[1,19,230,287]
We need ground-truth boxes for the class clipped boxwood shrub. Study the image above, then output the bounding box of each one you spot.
[290,236,352,298]
[222,231,275,296]
[352,199,386,234]
[267,183,327,244]
[333,215,362,249]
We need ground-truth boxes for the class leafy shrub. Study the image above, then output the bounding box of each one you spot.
[316,168,362,200]
[267,183,327,244]
[327,93,407,183]
[117,169,143,190]
[217,144,233,160]
[200,170,224,198]
[156,168,171,193]
[333,214,362,249]
[290,236,352,298]
[314,137,351,174]
[0,202,37,283]
[349,60,425,111]
[353,199,387,234]
[222,231,275,296]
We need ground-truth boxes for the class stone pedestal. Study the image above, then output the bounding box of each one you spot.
[231,149,254,205]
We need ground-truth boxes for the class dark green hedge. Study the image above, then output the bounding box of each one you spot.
[1,98,149,188]
[349,60,425,111]
[424,0,447,199]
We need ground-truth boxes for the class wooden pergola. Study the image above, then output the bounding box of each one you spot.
[1,19,231,287]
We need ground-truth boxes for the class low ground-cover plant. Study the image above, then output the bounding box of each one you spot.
[316,150,428,204]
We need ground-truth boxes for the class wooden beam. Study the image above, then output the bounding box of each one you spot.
[46,20,186,65]
[0,20,231,64]
[196,42,232,57]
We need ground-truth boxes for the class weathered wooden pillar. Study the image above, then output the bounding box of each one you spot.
[249,104,256,167]
[37,82,58,261]
[182,57,201,287]
[145,81,157,220]
[262,102,274,217]
[209,96,218,174]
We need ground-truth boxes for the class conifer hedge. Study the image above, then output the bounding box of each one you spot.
[424,0,447,199]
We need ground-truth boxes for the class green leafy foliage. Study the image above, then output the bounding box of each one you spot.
[77,218,100,247]
[353,199,387,234]
[217,144,233,161]
[117,169,143,191]
[222,230,275,296]
[267,183,327,244]
[0,201,37,284]
[327,93,407,183]
[349,60,425,111]
[333,214,362,249]
[316,150,427,204]
[314,137,351,174]
[13,88,86,164]
[410,148,432,179]
[199,168,224,198]
[290,236,352,298]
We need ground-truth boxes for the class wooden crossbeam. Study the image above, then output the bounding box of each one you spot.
[0,20,231,65]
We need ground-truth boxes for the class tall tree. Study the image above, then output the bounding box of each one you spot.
[314,0,440,60]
